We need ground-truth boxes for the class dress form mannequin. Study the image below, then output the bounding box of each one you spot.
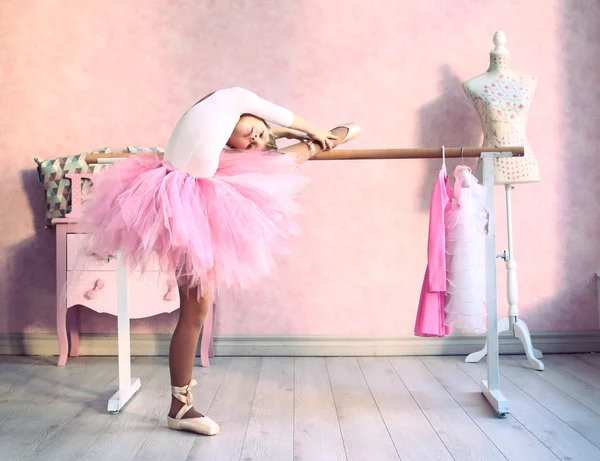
[462,31,544,371]
[462,31,540,184]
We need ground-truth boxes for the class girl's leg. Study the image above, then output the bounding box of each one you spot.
[168,284,210,419]
[279,126,351,164]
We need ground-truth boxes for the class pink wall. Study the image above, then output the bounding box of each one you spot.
[1,0,599,336]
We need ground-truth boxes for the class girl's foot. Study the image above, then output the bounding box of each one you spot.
[167,379,219,436]
[328,123,361,149]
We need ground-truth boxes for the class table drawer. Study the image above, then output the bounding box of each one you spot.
[67,234,163,271]
[67,270,179,318]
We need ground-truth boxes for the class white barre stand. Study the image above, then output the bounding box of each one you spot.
[478,152,509,417]
[107,255,141,413]
[465,183,544,371]
[99,150,511,417]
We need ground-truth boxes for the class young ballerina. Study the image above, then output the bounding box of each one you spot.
[82,87,360,436]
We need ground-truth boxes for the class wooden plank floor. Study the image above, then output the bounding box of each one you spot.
[2,354,600,461]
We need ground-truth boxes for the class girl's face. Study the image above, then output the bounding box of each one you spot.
[228,115,269,150]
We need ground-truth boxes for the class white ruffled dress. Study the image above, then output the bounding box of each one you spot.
[444,166,488,333]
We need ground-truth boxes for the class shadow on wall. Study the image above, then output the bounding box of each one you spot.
[416,63,482,212]
[8,170,56,352]
[551,2,600,330]
[519,3,600,332]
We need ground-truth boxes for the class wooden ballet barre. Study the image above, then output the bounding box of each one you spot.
[85,146,524,164]
[310,146,524,160]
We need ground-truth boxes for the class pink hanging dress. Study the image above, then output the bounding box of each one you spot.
[414,164,452,337]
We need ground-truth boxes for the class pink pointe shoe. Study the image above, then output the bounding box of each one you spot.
[331,123,361,147]
[167,379,219,436]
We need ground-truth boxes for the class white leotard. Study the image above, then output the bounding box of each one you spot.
[164,87,294,178]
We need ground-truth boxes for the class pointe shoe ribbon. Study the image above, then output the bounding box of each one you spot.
[172,378,197,411]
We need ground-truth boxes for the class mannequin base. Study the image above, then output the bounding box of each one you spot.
[465,317,544,371]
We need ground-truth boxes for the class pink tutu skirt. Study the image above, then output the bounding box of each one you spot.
[82,150,308,296]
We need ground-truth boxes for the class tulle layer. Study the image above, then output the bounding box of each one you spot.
[81,150,309,296]
[444,179,488,333]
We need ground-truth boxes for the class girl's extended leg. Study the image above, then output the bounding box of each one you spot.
[168,284,209,419]
[279,125,352,163]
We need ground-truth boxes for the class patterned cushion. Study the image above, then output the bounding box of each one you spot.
[35,148,113,227]
[126,146,165,154]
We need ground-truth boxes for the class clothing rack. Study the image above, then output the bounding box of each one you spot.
[90,146,523,417]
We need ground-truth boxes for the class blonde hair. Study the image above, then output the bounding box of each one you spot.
[266,126,278,151]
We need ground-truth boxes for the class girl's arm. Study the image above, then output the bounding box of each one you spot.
[217,88,337,150]
[271,126,310,141]
[288,114,337,150]
[272,125,338,149]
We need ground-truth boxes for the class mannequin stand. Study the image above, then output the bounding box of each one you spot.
[466,184,544,371]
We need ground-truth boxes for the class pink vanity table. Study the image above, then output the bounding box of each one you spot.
[54,173,215,375]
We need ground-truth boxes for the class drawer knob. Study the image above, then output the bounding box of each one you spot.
[164,281,176,301]
[84,279,105,300]
[89,253,117,264]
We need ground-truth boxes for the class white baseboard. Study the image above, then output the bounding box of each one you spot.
[1,331,600,357]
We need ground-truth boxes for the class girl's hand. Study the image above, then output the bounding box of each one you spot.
[308,130,338,150]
